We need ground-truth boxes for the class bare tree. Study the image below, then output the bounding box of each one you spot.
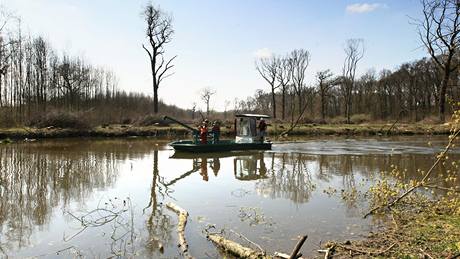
[341,39,364,124]
[0,8,17,108]
[414,0,460,122]
[276,56,292,120]
[289,49,310,116]
[224,100,230,119]
[142,4,177,114]
[255,56,279,118]
[316,69,336,121]
[200,87,215,117]
[191,102,196,119]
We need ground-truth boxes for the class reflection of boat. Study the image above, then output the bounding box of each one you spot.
[166,151,268,185]
[233,153,268,181]
[164,114,272,152]
[170,150,264,159]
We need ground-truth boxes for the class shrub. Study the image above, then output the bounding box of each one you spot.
[29,111,90,129]
[351,114,372,124]
[329,116,347,124]
[136,114,170,126]
[417,115,441,124]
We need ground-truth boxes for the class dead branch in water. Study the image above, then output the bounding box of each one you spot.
[166,202,194,259]
[206,231,307,259]
[288,235,307,259]
[207,233,266,259]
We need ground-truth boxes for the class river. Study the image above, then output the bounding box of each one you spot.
[0,136,457,258]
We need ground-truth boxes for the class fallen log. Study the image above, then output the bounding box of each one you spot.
[207,233,267,259]
[166,202,194,259]
[207,233,306,259]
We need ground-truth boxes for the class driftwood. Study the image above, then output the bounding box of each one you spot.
[207,232,306,259]
[318,244,335,259]
[166,202,194,259]
[288,235,307,259]
[207,233,267,259]
[273,252,304,259]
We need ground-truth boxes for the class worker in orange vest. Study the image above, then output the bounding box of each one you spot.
[199,119,209,144]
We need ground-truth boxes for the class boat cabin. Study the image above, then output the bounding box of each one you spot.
[235,114,270,143]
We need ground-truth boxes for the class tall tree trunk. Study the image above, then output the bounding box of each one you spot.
[321,91,326,121]
[439,70,449,122]
[271,86,276,118]
[151,58,159,114]
[281,86,286,120]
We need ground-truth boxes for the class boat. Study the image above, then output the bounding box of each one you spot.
[164,114,272,152]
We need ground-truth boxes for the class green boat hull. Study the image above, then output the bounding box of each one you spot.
[169,140,272,152]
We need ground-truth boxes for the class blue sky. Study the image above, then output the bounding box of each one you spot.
[3,0,426,111]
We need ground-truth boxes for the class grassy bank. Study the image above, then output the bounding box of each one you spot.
[0,122,452,140]
[322,196,460,258]
[318,115,460,258]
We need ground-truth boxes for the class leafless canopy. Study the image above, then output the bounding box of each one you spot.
[341,39,364,123]
[413,0,460,121]
[276,56,293,120]
[142,3,177,113]
[289,49,311,114]
[255,56,280,118]
[200,87,216,116]
[342,39,364,83]
[417,0,460,71]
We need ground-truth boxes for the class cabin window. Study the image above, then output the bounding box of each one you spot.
[238,118,257,137]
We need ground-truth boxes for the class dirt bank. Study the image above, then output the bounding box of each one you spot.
[0,123,451,140]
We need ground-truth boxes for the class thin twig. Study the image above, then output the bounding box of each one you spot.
[335,242,396,256]
[364,129,460,218]
[318,244,335,259]
[229,229,265,255]
[419,248,434,259]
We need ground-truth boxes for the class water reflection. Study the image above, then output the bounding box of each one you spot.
[143,150,173,255]
[169,151,269,184]
[0,140,172,257]
[0,141,119,253]
[0,138,458,258]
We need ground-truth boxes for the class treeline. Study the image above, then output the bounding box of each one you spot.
[246,50,457,123]
[0,15,192,127]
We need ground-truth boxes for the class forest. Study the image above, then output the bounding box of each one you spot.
[0,1,458,130]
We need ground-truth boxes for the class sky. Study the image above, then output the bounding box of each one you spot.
[2,0,427,111]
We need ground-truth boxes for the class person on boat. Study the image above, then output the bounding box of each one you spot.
[199,120,209,144]
[211,121,220,143]
[258,118,267,142]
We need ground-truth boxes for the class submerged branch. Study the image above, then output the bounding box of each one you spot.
[166,202,194,259]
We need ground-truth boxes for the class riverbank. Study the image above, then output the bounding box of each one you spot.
[0,122,451,140]
[321,196,460,258]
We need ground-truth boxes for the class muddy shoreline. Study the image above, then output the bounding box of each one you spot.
[0,123,451,140]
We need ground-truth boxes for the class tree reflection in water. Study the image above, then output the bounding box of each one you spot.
[0,140,172,256]
[255,153,315,204]
[0,142,119,253]
[143,150,173,255]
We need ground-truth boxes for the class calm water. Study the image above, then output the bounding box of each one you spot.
[0,136,457,258]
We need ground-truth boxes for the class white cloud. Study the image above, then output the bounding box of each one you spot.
[346,3,385,14]
[253,48,273,59]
